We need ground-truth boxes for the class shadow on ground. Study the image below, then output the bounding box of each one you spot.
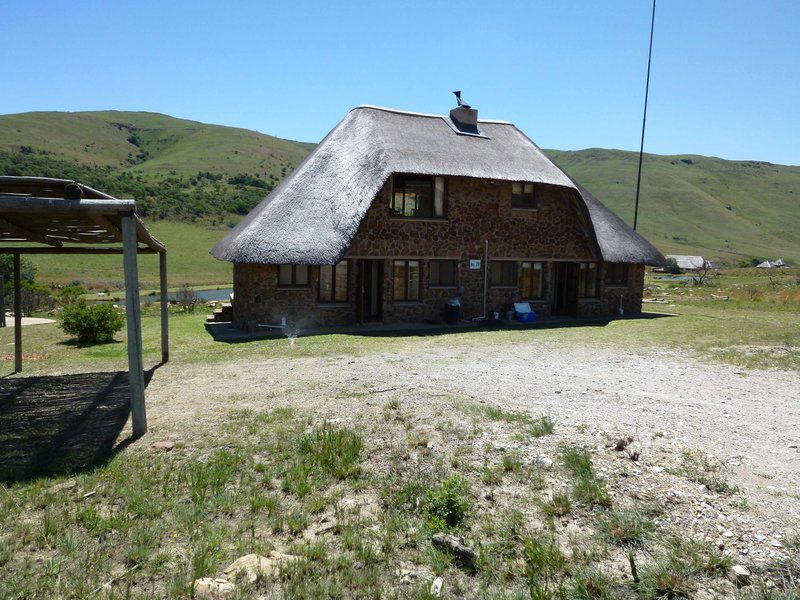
[207,312,674,343]
[0,369,156,483]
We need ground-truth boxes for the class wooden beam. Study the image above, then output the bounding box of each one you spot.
[0,246,158,255]
[122,213,147,437]
[88,213,122,242]
[0,262,5,328]
[0,195,135,213]
[0,217,63,247]
[159,251,169,363]
[13,253,21,373]
[135,218,166,253]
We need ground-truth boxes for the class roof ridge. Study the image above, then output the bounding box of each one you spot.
[352,104,512,125]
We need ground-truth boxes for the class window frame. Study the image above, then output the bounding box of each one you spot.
[489,261,518,288]
[390,174,447,219]
[578,262,599,298]
[511,181,538,210]
[277,264,310,288]
[604,263,628,286]
[318,261,349,303]
[429,259,458,288]
[520,261,544,299]
[392,259,422,302]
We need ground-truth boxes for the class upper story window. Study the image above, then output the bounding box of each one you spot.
[578,262,598,298]
[520,261,543,299]
[278,264,310,288]
[511,182,538,209]
[429,260,457,287]
[319,261,349,302]
[490,261,518,287]
[604,263,628,286]
[390,174,446,219]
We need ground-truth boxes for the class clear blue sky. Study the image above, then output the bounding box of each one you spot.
[3,0,798,164]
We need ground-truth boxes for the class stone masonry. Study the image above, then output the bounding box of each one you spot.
[232,176,646,330]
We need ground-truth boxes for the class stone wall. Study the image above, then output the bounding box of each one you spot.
[232,176,646,330]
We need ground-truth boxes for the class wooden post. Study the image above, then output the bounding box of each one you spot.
[159,251,169,363]
[13,253,21,373]
[0,263,5,328]
[121,213,147,436]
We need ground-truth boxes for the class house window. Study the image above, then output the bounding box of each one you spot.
[390,174,446,218]
[578,262,598,298]
[429,260,457,287]
[605,263,628,286]
[278,264,309,287]
[393,260,421,301]
[511,182,537,209]
[319,261,349,302]
[490,261,517,287]
[520,262,543,298]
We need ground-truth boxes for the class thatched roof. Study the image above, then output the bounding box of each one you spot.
[212,106,665,266]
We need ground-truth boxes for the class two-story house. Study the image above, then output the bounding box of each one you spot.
[211,98,665,331]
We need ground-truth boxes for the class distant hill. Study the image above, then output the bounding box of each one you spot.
[0,110,312,219]
[1,110,798,265]
[546,149,800,265]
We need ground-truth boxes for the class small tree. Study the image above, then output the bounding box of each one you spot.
[60,300,125,345]
[692,262,712,286]
[176,283,198,313]
[664,258,683,275]
[57,283,86,306]
[20,280,54,315]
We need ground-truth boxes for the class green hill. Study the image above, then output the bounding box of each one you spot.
[1,110,798,272]
[546,149,800,265]
[0,111,312,219]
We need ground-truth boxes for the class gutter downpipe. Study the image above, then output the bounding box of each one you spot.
[472,240,490,322]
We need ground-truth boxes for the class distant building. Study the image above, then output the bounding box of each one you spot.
[665,255,715,271]
[756,258,787,269]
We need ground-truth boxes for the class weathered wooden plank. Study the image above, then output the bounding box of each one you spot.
[122,213,147,437]
[13,253,21,373]
[0,217,63,247]
[135,219,166,253]
[88,213,123,242]
[0,246,158,255]
[0,195,135,213]
[159,251,169,363]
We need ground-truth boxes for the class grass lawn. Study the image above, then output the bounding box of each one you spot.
[3,268,798,376]
[24,220,234,290]
[0,270,798,598]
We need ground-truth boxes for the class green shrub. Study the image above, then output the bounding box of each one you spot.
[561,446,593,477]
[297,422,363,480]
[57,283,86,306]
[539,492,572,518]
[526,416,555,438]
[596,507,657,548]
[424,474,471,529]
[572,475,612,508]
[60,299,124,345]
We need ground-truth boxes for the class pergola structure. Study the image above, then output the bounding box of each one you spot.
[0,176,168,436]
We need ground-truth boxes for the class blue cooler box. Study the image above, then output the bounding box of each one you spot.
[514,302,537,322]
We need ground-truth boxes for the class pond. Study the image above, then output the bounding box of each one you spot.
[101,287,233,307]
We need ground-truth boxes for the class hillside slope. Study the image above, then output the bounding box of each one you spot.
[1,110,798,265]
[547,149,800,265]
[0,110,309,178]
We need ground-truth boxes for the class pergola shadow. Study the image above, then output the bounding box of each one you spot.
[0,368,156,483]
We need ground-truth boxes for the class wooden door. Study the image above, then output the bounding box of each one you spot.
[359,260,383,322]
[565,263,580,317]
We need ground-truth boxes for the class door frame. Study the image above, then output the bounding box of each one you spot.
[551,262,579,317]
[357,259,383,323]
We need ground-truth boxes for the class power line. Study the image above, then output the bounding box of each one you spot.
[633,0,656,231]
